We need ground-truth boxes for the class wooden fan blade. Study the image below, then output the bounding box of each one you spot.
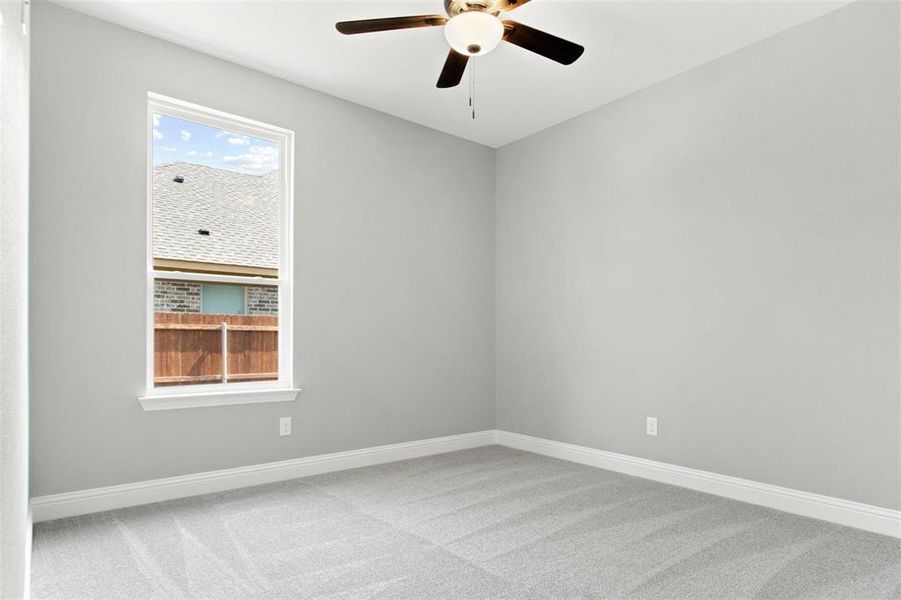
[336,15,447,35]
[436,49,469,88]
[496,0,533,12]
[502,20,584,65]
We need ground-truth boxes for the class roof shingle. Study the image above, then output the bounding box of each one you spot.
[152,162,279,270]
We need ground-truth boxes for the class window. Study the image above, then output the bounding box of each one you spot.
[141,93,295,409]
[201,284,245,315]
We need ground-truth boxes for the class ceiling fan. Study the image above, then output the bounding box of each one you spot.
[335,0,585,89]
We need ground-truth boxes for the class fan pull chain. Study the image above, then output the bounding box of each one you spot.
[469,58,476,120]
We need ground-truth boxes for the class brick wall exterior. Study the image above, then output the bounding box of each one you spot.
[153,280,277,315]
[154,280,200,313]
[246,286,278,316]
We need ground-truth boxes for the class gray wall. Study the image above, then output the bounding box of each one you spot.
[30,2,495,496]
[1,1,30,597]
[495,1,900,510]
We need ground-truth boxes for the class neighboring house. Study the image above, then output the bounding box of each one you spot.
[152,162,279,316]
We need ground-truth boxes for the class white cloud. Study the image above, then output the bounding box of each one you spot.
[180,129,192,141]
[204,150,214,157]
[152,114,160,127]
[159,146,178,152]
[223,144,278,172]
[216,130,252,145]
[153,128,164,140]
[187,150,197,156]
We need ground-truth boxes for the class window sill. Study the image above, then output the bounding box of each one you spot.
[138,387,301,411]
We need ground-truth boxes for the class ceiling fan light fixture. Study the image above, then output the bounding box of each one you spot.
[444,11,504,56]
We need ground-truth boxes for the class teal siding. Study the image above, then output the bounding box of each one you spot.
[201,284,245,315]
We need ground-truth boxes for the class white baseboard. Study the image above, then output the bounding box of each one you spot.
[31,429,900,539]
[31,430,496,523]
[495,430,900,539]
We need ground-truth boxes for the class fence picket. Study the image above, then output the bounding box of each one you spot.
[154,312,278,386]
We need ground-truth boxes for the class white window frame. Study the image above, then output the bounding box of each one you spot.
[139,93,298,411]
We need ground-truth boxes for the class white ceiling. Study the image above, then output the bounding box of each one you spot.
[56,0,850,148]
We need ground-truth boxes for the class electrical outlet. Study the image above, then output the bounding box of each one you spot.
[279,417,292,437]
[646,417,658,437]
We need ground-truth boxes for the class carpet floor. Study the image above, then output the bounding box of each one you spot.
[32,446,901,599]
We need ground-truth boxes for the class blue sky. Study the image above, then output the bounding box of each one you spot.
[152,114,279,174]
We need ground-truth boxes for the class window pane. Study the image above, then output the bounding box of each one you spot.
[153,291,279,387]
[152,114,280,274]
[151,111,282,389]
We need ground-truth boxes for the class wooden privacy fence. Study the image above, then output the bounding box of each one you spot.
[154,312,278,386]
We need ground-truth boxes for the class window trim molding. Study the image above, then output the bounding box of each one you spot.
[145,93,295,405]
[139,387,302,412]
[152,270,284,286]
[153,258,279,278]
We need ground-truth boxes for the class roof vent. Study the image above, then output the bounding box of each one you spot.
[173,175,185,183]
[198,228,210,236]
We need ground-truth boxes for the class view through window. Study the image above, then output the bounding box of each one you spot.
[149,98,290,391]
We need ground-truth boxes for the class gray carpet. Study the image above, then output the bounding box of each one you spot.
[32,446,901,599]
